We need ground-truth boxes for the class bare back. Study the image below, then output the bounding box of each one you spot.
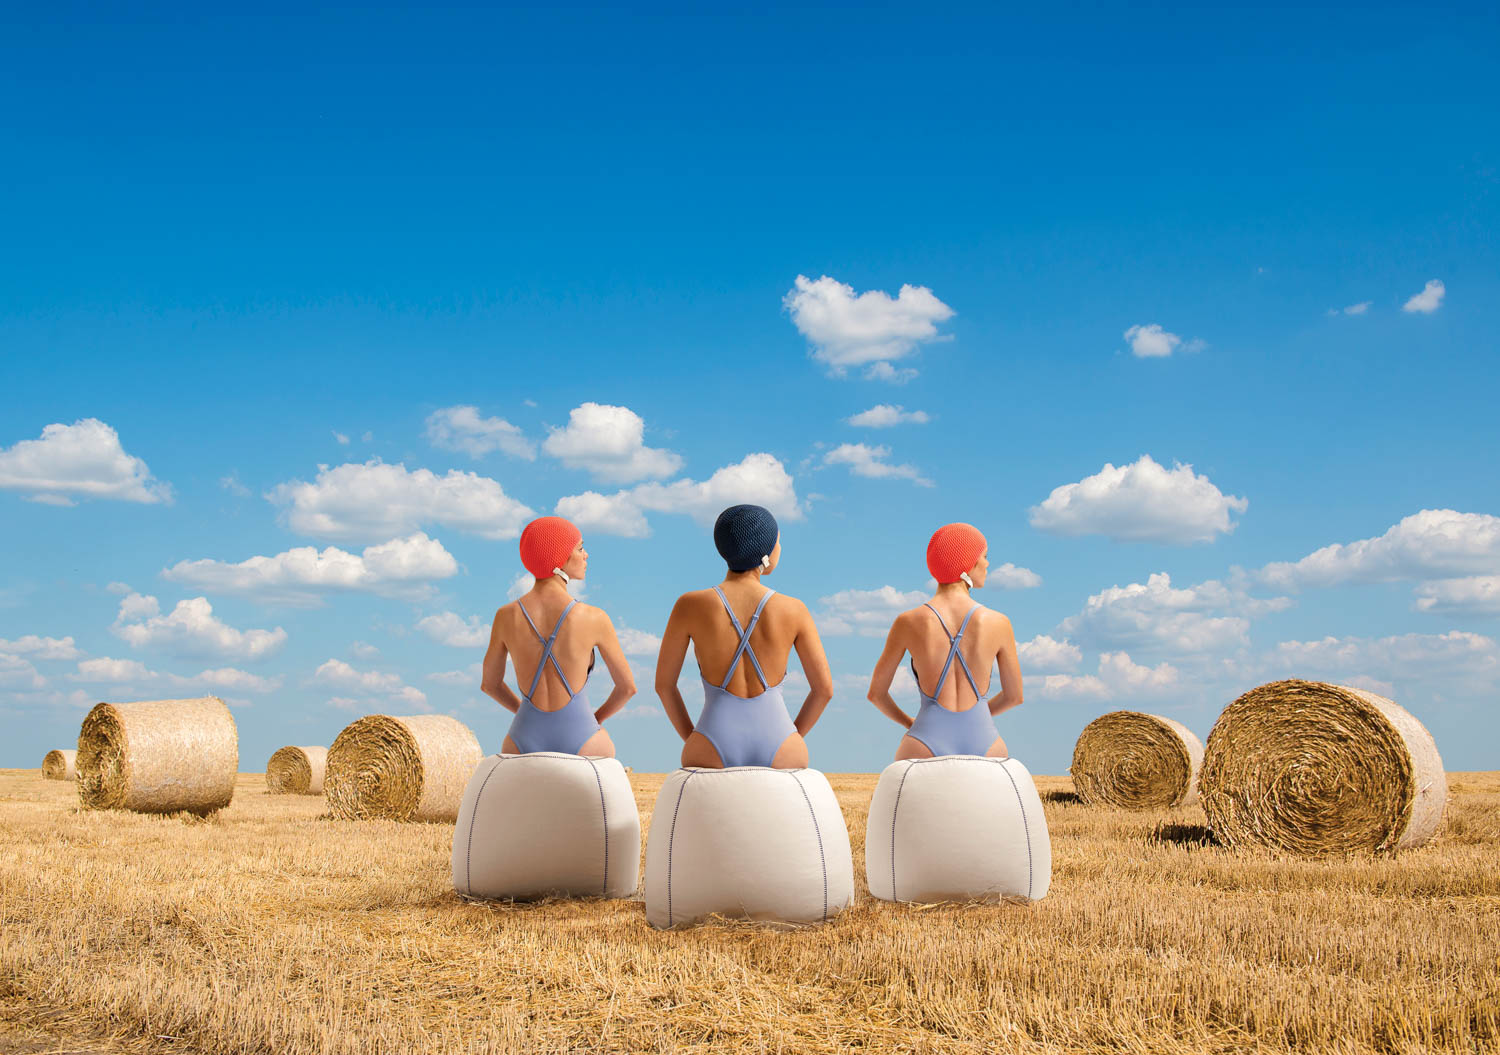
[681,585,800,696]
[901,600,1013,710]
[493,597,601,711]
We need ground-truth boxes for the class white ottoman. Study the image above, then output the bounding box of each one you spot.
[452,753,641,901]
[865,756,1051,903]
[644,767,854,929]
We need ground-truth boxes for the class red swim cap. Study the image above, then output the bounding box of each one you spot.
[926,523,987,584]
[518,516,582,579]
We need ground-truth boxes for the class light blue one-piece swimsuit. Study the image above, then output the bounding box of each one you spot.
[904,603,1002,757]
[505,598,602,754]
[694,586,797,767]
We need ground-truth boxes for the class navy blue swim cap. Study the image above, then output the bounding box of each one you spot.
[713,504,779,572]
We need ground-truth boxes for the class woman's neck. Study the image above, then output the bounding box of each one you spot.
[933,582,971,602]
[722,569,764,586]
[532,576,572,601]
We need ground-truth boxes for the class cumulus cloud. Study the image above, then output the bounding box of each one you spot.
[1402,279,1445,314]
[0,654,48,689]
[0,418,171,505]
[427,661,482,686]
[1033,651,1179,700]
[1341,301,1372,316]
[818,586,929,637]
[111,594,287,660]
[784,274,954,379]
[822,443,932,486]
[1268,630,1497,688]
[164,533,458,605]
[846,405,931,428]
[986,564,1044,589]
[1030,455,1247,544]
[416,612,489,648]
[617,626,663,656]
[0,634,81,660]
[1123,324,1205,359]
[351,641,380,659]
[1059,572,1291,656]
[220,473,250,497]
[541,403,681,483]
[1261,510,1500,590]
[69,657,280,693]
[267,460,534,542]
[312,659,428,708]
[1017,635,1082,672]
[559,452,801,537]
[425,405,537,461]
[1413,576,1500,616]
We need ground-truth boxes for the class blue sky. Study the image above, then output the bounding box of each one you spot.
[3,3,1497,773]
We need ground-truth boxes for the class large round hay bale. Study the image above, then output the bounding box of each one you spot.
[76,697,238,815]
[43,749,77,780]
[326,715,482,822]
[1071,711,1204,809]
[1201,680,1447,856]
[266,745,327,795]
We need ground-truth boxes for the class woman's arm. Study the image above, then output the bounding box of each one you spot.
[654,595,696,741]
[988,613,1024,717]
[788,599,834,737]
[867,616,915,729]
[591,609,636,723]
[480,608,522,713]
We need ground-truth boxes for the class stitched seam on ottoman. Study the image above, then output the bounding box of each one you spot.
[789,771,829,921]
[465,757,503,897]
[998,758,1034,899]
[889,761,914,902]
[587,757,608,896]
[666,771,696,927]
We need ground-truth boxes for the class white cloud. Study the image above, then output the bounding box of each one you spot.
[1414,576,1500,616]
[219,473,250,497]
[617,626,663,656]
[268,460,534,542]
[164,532,458,605]
[784,274,954,378]
[0,418,171,505]
[0,635,81,660]
[312,659,428,708]
[562,452,802,537]
[74,656,156,682]
[351,641,380,659]
[846,405,931,428]
[1261,510,1500,590]
[818,586,928,637]
[416,611,489,648]
[1402,279,1445,314]
[1017,635,1082,672]
[823,443,932,487]
[333,431,350,445]
[1343,301,1371,316]
[864,362,918,384]
[986,563,1044,589]
[428,661,482,686]
[541,403,681,483]
[1269,630,1497,687]
[69,656,279,693]
[425,405,537,461]
[112,594,287,660]
[1033,651,1179,700]
[1058,572,1289,656]
[1123,324,1204,359]
[106,581,133,595]
[0,654,47,689]
[1029,454,1248,544]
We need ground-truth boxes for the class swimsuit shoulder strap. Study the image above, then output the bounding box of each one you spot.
[713,586,776,691]
[519,599,577,701]
[926,602,983,702]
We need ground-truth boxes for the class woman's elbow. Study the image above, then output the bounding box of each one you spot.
[618,679,638,699]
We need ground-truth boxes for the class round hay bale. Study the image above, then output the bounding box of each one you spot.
[1071,711,1204,809]
[76,697,238,815]
[43,749,77,781]
[326,715,482,822]
[1200,679,1447,856]
[265,745,327,795]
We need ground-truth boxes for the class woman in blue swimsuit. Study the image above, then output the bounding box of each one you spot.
[655,504,834,768]
[866,523,1024,759]
[480,516,636,757]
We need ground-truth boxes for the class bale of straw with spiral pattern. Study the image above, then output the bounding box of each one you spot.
[43,749,77,780]
[1201,679,1447,856]
[76,697,238,815]
[1071,711,1204,809]
[326,715,482,822]
[265,745,327,794]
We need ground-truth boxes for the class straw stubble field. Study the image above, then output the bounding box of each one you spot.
[1,768,1497,1054]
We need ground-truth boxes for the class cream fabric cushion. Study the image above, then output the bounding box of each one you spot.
[865,755,1050,903]
[644,767,854,929]
[452,753,640,900]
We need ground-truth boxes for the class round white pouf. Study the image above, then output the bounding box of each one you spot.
[644,767,854,929]
[866,755,1051,903]
[452,753,641,901]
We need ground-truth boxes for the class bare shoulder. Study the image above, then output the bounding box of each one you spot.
[768,590,809,617]
[574,601,614,629]
[978,607,1015,635]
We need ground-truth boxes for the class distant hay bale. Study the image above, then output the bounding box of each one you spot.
[1071,711,1204,809]
[76,697,238,815]
[266,746,327,795]
[43,749,77,780]
[1201,679,1447,856]
[326,715,482,822]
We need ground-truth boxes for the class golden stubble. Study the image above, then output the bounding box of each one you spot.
[1,768,1497,1054]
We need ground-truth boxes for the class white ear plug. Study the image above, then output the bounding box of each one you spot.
[552,566,570,584]
[760,554,772,570]
[960,571,974,589]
